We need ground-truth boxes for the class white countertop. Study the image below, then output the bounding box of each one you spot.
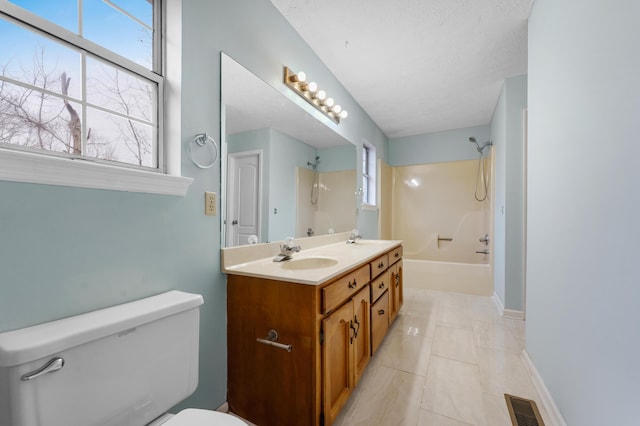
[222,237,402,285]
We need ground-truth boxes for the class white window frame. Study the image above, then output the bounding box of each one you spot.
[0,1,192,196]
[362,142,377,207]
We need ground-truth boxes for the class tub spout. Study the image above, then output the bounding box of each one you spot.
[475,249,490,255]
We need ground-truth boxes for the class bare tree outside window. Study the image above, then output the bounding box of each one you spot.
[1,48,155,167]
[0,49,72,154]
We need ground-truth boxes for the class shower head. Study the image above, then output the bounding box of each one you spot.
[307,156,320,170]
[468,136,492,154]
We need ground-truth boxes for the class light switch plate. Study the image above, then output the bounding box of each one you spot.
[205,192,216,216]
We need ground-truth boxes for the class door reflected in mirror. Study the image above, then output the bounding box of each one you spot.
[222,54,356,247]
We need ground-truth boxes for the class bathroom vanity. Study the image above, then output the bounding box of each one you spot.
[223,236,403,426]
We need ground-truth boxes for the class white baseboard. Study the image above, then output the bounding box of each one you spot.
[492,291,505,314]
[503,308,525,320]
[521,350,567,426]
[492,292,525,320]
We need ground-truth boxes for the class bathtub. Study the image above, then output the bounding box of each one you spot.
[403,259,493,296]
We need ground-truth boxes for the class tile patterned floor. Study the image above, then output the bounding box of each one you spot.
[333,288,551,426]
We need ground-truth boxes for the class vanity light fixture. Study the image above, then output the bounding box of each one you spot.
[283,66,348,123]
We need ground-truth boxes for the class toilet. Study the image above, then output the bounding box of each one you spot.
[0,291,246,426]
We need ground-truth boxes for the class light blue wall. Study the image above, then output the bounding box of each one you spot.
[0,0,387,412]
[388,125,491,166]
[268,129,317,241]
[318,144,356,173]
[490,90,507,306]
[504,75,527,311]
[527,0,640,424]
[490,75,528,311]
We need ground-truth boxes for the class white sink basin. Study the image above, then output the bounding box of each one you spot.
[347,239,385,246]
[280,256,339,270]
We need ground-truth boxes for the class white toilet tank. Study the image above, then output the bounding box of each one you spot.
[0,291,204,426]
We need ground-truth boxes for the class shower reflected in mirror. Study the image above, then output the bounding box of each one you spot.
[221,54,357,246]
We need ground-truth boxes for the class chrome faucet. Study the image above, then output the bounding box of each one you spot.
[273,237,301,262]
[479,234,490,246]
[346,229,361,244]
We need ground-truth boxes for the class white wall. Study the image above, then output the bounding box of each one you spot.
[527,0,640,424]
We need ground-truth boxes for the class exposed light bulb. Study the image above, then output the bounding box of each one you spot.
[325,97,335,108]
[307,81,318,92]
[332,104,342,114]
[316,90,326,100]
[339,110,348,119]
[288,70,306,83]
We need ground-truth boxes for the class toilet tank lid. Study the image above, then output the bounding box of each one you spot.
[0,291,203,367]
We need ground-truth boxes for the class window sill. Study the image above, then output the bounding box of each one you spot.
[0,148,193,196]
[361,203,378,211]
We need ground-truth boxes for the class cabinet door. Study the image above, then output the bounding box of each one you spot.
[371,290,390,355]
[322,301,354,425]
[352,285,371,385]
[389,260,403,323]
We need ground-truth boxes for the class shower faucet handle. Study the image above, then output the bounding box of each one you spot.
[479,234,490,245]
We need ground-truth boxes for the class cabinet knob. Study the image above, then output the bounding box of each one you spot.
[378,262,384,268]
[379,282,385,289]
[395,252,399,258]
[348,280,357,289]
[378,309,385,315]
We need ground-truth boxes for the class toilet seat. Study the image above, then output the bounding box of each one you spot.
[162,409,247,426]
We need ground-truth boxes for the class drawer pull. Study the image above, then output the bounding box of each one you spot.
[348,279,357,289]
[379,282,385,289]
[353,315,360,338]
[394,252,399,258]
[378,262,384,269]
[378,309,385,315]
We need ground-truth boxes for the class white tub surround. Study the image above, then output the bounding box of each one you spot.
[221,233,402,285]
[403,259,492,296]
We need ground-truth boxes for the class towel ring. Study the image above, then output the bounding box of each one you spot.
[188,133,218,169]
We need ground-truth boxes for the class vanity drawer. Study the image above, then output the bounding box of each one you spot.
[322,264,370,314]
[389,245,403,265]
[370,270,390,303]
[371,290,389,355]
[370,253,388,280]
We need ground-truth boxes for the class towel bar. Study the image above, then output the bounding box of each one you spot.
[256,329,292,352]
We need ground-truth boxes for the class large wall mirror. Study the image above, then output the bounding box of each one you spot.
[221,53,357,247]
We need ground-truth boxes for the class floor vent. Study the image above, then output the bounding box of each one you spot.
[505,394,545,426]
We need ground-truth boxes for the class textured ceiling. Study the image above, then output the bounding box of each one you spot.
[270,0,533,139]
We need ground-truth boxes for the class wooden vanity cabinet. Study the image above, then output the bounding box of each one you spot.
[322,284,370,425]
[226,245,402,426]
[389,259,403,323]
[370,253,388,280]
[369,246,403,354]
[370,290,389,354]
[227,276,319,426]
